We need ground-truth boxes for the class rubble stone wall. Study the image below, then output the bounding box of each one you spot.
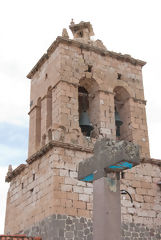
[22,214,161,240]
[24,214,93,240]
[122,222,161,240]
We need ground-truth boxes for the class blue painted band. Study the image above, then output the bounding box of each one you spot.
[80,173,94,182]
[109,161,133,170]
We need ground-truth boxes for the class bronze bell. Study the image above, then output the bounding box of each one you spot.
[79,111,94,137]
[115,109,123,137]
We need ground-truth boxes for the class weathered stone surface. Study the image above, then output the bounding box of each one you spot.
[78,139,140,181]
[22,214,161,240]
[23,214,92,240]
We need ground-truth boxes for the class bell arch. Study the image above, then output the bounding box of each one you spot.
[78,78,100,137]
[114,86,132,141]
[113,81,134,98]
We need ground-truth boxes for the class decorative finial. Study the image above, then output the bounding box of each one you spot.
[62,28,69,38]
[70,18,75,25]
[7,165,12,175]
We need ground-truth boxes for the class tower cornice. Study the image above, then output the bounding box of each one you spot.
[27,36,146,79]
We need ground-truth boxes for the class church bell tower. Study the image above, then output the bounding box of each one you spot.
[5,21,160,240]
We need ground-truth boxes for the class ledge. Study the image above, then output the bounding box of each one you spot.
[132,97,147,105]
[6,140,160,183]
[26,140,93,164]
[5,164,26,183]
[5,140,93,182]
[141,158,161,166]
[27,36,146,79]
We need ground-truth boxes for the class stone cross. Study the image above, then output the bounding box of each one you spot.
[78,139,140,240]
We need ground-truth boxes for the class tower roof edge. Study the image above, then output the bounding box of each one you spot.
[27,36,146,79]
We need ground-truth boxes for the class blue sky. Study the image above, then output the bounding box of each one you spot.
[0,0,161,234]
[0,122,28,166]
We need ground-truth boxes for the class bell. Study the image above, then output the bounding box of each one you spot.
[79,111,94,137]
[115,110,123,137]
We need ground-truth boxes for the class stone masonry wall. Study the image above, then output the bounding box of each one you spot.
[121,162,161,227]
[5,146,93,234]
[24,214,93,240]
[5,142,161,237]
[122,222,161,240]
[28,39,150,158]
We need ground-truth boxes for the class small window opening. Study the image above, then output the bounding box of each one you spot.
[45,73,48,80]
[79,31,83,38]
[33,173,35,181]
[121,172,125,179]
[88,65,92,72]
[21,183,24,189]
[117,73,122,80]
[30,188,34,193]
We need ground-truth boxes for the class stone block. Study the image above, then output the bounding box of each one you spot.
[73,186,84,194]
[136,188,147,195]
[79,194,90,202]
[83,187,93,195]
[65,177,77,185]
[73,200,86,209]
[140,181,151,189]
[60,169,69,177]
[61,184,72,192]
[77,209,90,218]
[134,194,144,203]
[67,192,79,201]
[144,195,154,203]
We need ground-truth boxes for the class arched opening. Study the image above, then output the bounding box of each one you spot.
[78,78,99,137]
[114,87,131,141]
[46,87,52,129]
[36,98,41,147]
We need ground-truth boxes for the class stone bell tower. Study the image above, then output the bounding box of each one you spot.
[5,21,160,239]
[27,20,150,159]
